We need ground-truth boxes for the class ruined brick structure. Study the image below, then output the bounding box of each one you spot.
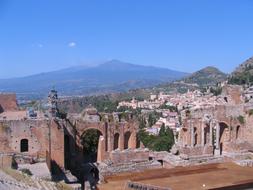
[0,94,18,113]
[0,113,65,168]
[176,85,253,159]
[64,106,142,169]
[0,92,142,172]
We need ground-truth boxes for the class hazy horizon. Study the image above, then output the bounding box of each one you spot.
[1,0,253,78]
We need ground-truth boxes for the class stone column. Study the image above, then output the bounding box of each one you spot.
[201,122,205,146]
[129,132,137,149]
[215,123,220,150]
[107,129,112,152]
[119,125,124,151]
[97,136,105,162]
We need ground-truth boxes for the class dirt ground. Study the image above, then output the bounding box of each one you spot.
[98,163,253,190]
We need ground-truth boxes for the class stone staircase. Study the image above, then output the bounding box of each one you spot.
[163,153,186,166]
[32,177,58,190]
[235,160,253,167]
[0,179,39,190]
[0,170,66,190]
[100,160,162,176]
[0,177,59,190]
[163,153,224,167]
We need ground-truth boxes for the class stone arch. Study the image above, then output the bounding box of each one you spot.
[124,131,131,149]
[20,139,29,152]
[81,129,103,163]
[113,133,120,150]
[80,126,105,138]
[194,127,198,146]
[204,124,210,145]
[219,122,229,155]
[236,125,241,140]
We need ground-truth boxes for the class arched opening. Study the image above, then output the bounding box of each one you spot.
[20,139,28,152]
[182,128,188,146]
[236,125,241,139]
[81,129,103,163]
[204,125,210,145]
[219,122,229,155]
[194,127,198,146]
[224,97,228,103]
[113,133,120,150]
[124,131,131,149]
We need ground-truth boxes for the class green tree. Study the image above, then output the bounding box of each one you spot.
[137,124,175,152]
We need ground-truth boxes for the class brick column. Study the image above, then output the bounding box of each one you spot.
[215,123,220,150]
[119,125,124,150]
[107,126,112,152]
[97,136,105,162]
[129,132,137,149]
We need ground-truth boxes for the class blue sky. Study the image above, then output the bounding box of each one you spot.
[0,0,253,78]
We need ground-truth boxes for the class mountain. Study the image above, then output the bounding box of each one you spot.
[228,56,253,85]
[181,66,227,87]
[0,60,189,100]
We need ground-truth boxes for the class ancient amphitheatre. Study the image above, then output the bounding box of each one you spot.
[1,1,253,189]
[1,79,253,189]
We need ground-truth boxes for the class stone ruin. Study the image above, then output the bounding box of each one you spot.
[172,85,253,164]
[0,90,159,188]
[2,85,253,189]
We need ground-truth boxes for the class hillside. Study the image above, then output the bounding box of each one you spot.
[182,66,227,87]
[228,57,253,85]
[0,60,188,100]
[154,66,227,95]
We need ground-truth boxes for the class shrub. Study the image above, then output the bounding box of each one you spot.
[20,168,32,176]
[237,115,245,124]
[248,109,253,116]
[137,124,175,152]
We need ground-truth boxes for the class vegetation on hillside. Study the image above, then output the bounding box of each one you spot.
[209,86,222,96]
[228,57,253,85]
[159,104,178,112]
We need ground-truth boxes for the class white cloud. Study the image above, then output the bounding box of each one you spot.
[31,43,43,48]
[68,42,76,47]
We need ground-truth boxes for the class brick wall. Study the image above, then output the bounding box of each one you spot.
[0,94,18,112]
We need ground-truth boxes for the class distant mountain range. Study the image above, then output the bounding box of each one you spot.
[0,60,189,99]
[58,65,229,113]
